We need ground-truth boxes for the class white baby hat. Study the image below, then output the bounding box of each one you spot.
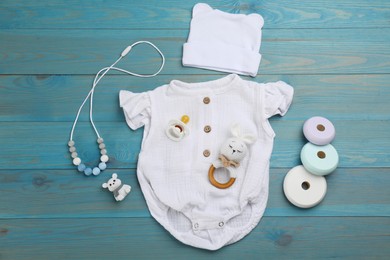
[182,3,264,77]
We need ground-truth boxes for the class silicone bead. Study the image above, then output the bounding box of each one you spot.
[77,163,86,172]
[84,167,93,176]
[100,155,109,163]
[92,167,101,176]
[303,116,335,145]
[100,149,107,155]
[73,157,81,166]
[69,146,76,153]
[71,152,78,158]
[97,138,104,144]
[68,140,75,147]
[301,142,339,176]
[99,143,106,149]
[98,162,107,170]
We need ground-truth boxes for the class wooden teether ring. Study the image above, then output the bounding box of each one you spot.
[208,165,236,189]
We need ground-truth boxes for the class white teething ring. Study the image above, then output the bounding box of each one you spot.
[208,165,236,189]
[283,165,327,208]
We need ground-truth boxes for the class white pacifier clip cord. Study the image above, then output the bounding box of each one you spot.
[68,41,165,176]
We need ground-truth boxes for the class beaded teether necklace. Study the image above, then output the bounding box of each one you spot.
[68,41,165,176]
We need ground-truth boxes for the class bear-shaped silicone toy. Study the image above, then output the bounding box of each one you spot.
[102,173,131,201]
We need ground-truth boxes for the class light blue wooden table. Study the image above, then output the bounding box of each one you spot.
[1,0,389,259]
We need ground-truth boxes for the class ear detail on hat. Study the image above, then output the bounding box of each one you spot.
[193,3,213,17]
[247,13,265,28]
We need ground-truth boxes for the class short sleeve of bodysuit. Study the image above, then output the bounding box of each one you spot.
[119,90,151,130]
[263,81,294,119]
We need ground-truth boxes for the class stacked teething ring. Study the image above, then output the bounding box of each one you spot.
[283,116,339,208]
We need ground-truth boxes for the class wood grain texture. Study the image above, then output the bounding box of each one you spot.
[0,217,389,259]
[0,0,389,29]
[0,0,389,258]
[1,74,389,122]
[0,28,390,75]
[0,120,389,170]
[1,28,389,74]
[0,168,388,218]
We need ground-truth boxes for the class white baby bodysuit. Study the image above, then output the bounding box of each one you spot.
[119,74,293,250]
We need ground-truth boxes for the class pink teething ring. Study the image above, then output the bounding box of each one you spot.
[303,116,335,145]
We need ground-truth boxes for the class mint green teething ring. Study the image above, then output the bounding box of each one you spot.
[300,142,339,176]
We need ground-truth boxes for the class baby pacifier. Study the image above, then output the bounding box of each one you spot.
[166,115,190,141]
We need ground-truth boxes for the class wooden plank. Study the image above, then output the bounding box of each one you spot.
[1,28,389,75]
[0,0,389,29]
[1,74,390,122]
[0,120,389,170]
[0,217,389,259]
[0,168,388,218]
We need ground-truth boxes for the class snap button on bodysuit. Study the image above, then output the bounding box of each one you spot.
[203,97,210,104]
[203,150,211,157]
[204,125,212,133]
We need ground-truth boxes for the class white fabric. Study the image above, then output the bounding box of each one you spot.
[119,74,294,250]
[182,3,264,77]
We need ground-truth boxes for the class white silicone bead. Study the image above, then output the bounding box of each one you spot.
[100,155,109,162]
[68,140,75,147]
[71,152,78,158]
[98,162,107,170]
[100,149,107,155]
[73,157,81,166]
[92,167,101,176]
[99,143,106,149]
[97,138,104,144]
